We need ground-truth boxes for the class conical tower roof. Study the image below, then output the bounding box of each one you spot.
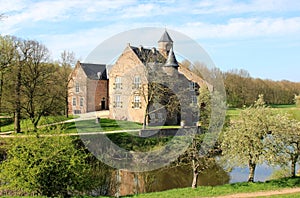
[158,30,173,43]
[164,47,178,67]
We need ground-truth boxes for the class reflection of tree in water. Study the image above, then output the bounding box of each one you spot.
[142,159,230,192]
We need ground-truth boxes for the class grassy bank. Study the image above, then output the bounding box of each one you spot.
[1,177,299,198]
[227,104,300,121]
[120,177,300,198]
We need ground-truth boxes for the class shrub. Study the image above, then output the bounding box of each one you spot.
[0,136,95,197]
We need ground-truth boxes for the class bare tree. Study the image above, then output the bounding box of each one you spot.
[58,50,75,117]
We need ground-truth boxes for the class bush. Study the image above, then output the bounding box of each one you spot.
[0,136,96,197]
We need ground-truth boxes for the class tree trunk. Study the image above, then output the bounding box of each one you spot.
[192,159,199,188]
[0,72,3,132]
[14,67,21,133]
[143,108,148,130]
[192,169,199,188]
[248,161,256,182]
[65,91,69,118]
[291,155,298,178]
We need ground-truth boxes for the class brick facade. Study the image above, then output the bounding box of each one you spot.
[68,61,108,114]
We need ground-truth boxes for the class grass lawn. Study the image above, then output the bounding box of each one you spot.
[0,115,77,133]
[64,118,180,134]
[118,177,300,198]
[1,177,300,198]
[227,104,300,121]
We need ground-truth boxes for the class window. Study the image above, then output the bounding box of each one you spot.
[189,82,197,91]
[74,110,81,114]
[75,82,79,93]
[80,97,84,107]
[192,95,197,105]
[72,97,76,106]
[133,76,141,89]
[133,95,141,109]
[150,113,156,123]
[115,77,122,89]
[157,113,163,122]
[115,95,122,108]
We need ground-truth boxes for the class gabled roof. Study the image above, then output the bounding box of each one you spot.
[158,30,173,43]
[130,46,166,65]
[164,47,179,67]
[80,63,107,80]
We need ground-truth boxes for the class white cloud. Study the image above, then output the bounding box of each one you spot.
[178,17,300,39]
[191,0,300,15]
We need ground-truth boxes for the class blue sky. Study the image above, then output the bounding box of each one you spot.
[0,0,300,82]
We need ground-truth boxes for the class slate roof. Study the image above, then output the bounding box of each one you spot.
[80,63,107,80]
[158,30,173,43]
[164,47,179,67]
[130,46,166,65]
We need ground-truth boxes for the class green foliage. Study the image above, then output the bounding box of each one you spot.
[269,167,291,180]
[107,132,172,152]
[198,85,211,130]
[0,136,96,197]
[224,69,300,107]
[221,95,274,182]
[295,95,300,108]
[267,114,300,177]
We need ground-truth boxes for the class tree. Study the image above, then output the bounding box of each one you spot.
[20,40,59,131]
[197,85,211,131]
[0,136,95,196]
[268,114,300,177]
[221,95,273,182]
[0,36,16,131]
[57,50,75,117]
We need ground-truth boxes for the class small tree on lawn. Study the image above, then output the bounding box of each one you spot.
[221,94,273,182]
[268,114,300,177]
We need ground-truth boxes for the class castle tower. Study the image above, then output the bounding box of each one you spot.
[163,46,179,76]
[158,30,173,56]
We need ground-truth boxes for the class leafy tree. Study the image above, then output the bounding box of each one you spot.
[221,95,273,182]
[19,40,61,131]
[197,85,211,131]
[268,114,300,177]
[0,36,16,131]
[0,136,95,197]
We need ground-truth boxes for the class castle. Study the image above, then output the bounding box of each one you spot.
[68,30,210,125]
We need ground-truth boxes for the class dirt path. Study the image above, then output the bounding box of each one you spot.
[211,187,300,198]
